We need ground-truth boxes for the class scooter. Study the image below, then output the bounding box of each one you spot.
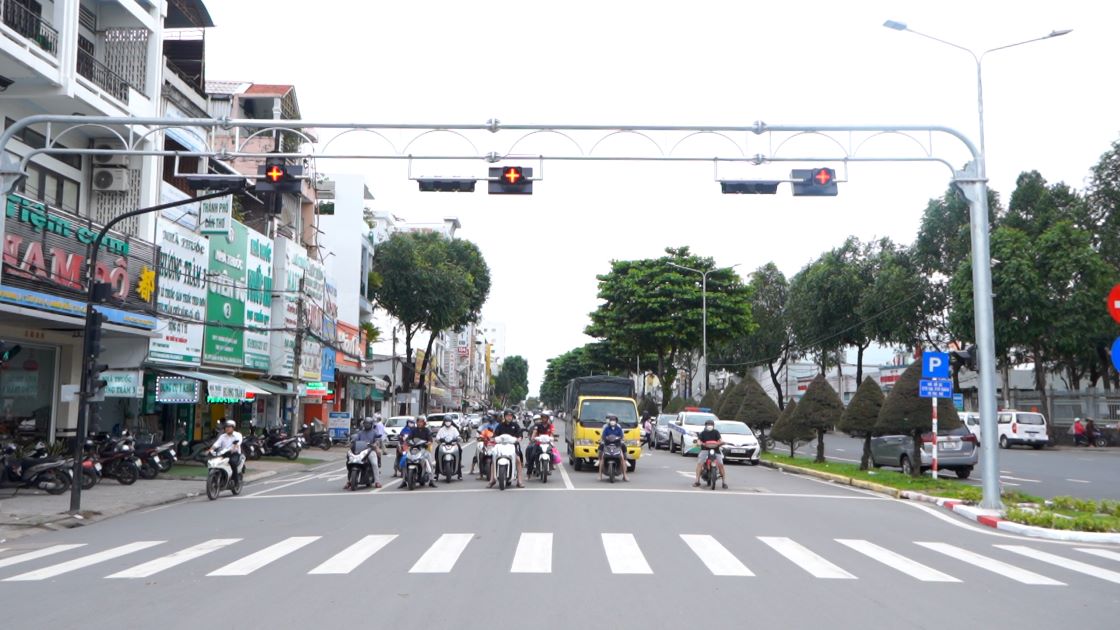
[346,439,377,491]
[135,441,175,479]
[263,428,302,460]
[93,434,141,485]
[205,444,244,500]
[403,437,432,491]
[437,436,462,483]
[698,440,722,490]
[492,434,518,491]
[533,434,555,484]
[600,435,626,483]
[476,437,494,481]
[305,424,332,451]
[0,444,72,495]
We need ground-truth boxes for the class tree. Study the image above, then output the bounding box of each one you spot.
[1087,137,1120,272]
[586,247,753,409]
[494,356,529,407]
[715,380,748,419]
[524,397,540,411]
[733,375,780,452]
[876,359,962,477]
[698,388,721,410]
[665,396,691,413]
[837,377,885,470]
[770,399,811,457]
[638,395,659,417]
[790,374,844,463]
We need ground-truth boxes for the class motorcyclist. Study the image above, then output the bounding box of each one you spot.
[598,414,629,481]
[693,418,728,489]
[435,417,463,478]
[371,414,387,455]
[470,414,499,477]
[525,411,555,477]
[489,409,525,488]
[345,418,382,489]
[409,416,437,488]
[394,418,417,477]
[208,419,243,484]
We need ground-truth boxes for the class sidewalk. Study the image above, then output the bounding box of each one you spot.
[0,448,346,543]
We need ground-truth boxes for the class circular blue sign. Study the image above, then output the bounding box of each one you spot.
[1112,338,1120,373]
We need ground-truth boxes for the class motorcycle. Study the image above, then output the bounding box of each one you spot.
[600,435,626,483]
[533,434,555,484]
[476,437,495,481]
[698,440,722,490]
[92,434,141,485]
[242,432,265,461]
[0,443,72,495]
[305,424,332,451]
[403,437,432,491]
[205,445,245,500]
[135,441,175,479]
[437,436,462,483]
[263,428,302,460]
[346,439,377,491]
[492,434,518,491]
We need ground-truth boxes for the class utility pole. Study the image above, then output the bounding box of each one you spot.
[291,277,305,435]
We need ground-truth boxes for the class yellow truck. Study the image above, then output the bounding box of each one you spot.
[563,376,642,472]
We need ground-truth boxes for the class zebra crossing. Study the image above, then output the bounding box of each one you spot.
[0,533,1118,585]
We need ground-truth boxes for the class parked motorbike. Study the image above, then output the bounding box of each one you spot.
[135,441,176,479]
[600,435,626,484]
[346,439,377,491]
[437,436,462,483]
[0,443,72,495]
[403,437,432,491]
[305,424,332,451]
[92,434,141,485]
[205,444,244,500]
[532,434,555,484]
[492,434,518,491]
[242,431,265,461]
[263,428,302,460]
[698,440,722,490]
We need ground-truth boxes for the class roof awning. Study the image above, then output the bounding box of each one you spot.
[244,379,293,396]
[335,366,373,379]
[159,369,271,401]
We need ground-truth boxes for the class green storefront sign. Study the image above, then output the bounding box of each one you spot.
[204,221,247,366]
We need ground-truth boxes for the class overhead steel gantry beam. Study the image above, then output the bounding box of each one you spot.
[0,115,1004,510]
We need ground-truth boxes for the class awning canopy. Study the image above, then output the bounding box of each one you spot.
[159,369,271,402]
[245,379,294,396]
[335,366,373,379]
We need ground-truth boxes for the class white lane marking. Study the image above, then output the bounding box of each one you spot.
[108,538,241,579]
[1000,475,1041,483]
[241,487,887,500]
[0,544,86,569]
[601,533,652,574]
[680,534,753,576]
[309,535,397,575]
[245,474,317,497]
[1065,479,1091,484]
[558,462,575,490]
[409,533,473,573]
[5,541,163,581]
[208,536,320,576]
[836,539,959,582]
[996,545,1120,584]
[510,533,553,573]
[758,537,855,579]
[916,542,1064,585]
[1077,548,1120,562]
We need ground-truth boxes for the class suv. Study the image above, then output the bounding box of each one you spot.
[652,413,676,449]
[997,410,1050,449]
[870,426,978,478]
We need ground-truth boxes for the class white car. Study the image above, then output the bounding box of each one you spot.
[716,421,761,465]
[961,412,982,443]
[668,411,720,455]
[384,416,415,449]
[997,410,1050,449]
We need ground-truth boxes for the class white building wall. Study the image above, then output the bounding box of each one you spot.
[316,173,370,327]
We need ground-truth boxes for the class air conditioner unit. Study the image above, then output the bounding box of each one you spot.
[92,167,129,192]
[91,139,127,167]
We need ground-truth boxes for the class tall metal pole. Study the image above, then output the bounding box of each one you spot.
[701,270,708,395]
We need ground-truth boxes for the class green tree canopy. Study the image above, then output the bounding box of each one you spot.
[770,398,811,457]
[876,359,961,477]
[494,356,529,407]
[698,388,721,410]
[790,374,844,462]
[665,396,692,413]
[734,375,779,450]
[838,377,886,470]
[715,380,748,419]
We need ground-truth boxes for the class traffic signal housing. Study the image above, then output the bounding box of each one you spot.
[950,345,978,372]
[255,157,303,194]
[417,178,477,192]
[791,168,838,196]
[0,341,21,367]
[720,180,781,195]
[488,166,533,195]
[86,311,109,402]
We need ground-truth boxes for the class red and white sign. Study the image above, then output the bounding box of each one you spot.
[1109,284,1120,324]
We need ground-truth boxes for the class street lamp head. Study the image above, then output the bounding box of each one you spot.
[1048,29,1073,38]
[883,20,907,31]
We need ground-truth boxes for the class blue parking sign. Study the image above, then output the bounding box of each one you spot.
[1112,338,1120,373]
[922,352,950,379]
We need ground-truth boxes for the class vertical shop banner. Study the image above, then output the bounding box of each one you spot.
[243,229,273,371]
[269,237,306,377]
[300,337,322,381]
[336,321,362,368]
[302,257,325,339]
[198,195,233,235]
[203,221,247,367]
[321,345,336,382]
[149,218,208,365]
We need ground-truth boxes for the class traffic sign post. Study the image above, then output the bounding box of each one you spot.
[919,370,951,480]
[922,352,950,379]
[1112,338,1120,374]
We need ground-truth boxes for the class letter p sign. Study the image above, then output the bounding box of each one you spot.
[922,352,950,380]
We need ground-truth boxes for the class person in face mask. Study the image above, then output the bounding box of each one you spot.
[693,419,728,489]
[435,418,463,479]
[598,414,629,481]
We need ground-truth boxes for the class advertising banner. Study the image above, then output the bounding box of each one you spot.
[203,221,247,366]
[198,195,233,235]
[336,321,362,369]
[148,218,208,365]
[243,229,273,371]
[269,237,306,377]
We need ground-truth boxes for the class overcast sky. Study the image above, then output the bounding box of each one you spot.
[205,0,1119,394]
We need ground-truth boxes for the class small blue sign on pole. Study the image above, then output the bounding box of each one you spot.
[922,352,951,380]
[952,393,964,411]
[919,379,952,399]
[1112,338,1120,373]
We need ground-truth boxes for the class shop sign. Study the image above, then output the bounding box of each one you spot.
[148,218,208,365]
[321,345,336,382]
[243,229,273,371]
[300,257,325,337]
[207,380,247,402]
[336,321,362,368]
[302,381,329,396]
[1,372,38,397]
[204,221,246,367]
[198,195,233,235]
[0,284,157,329]
[155,376,200,404]
[328,411,350,439]
[103,370,143,398]
[269,237,305,377]
[299,337,321,381]
[2,194,158,317]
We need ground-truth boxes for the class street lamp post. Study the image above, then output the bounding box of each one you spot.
[668,262,739,396]
[884,20,1071,510]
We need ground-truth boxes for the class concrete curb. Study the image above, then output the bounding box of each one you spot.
[763,457,1120,544]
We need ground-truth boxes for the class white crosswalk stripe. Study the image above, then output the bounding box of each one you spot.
[995,545,1120,584]
[409,533,473,573]
[1076,548,1120,563]
[309,535,397,575]
[916,542,1064,585]
[601,533,652,574]
[107,539,242,579]
[510,533,553,573]
[680,534,753,576]
[758,536,855,579]
[836,539,959,582]
[4,541,163,582]
[208,537,320,576]
[0,544,85,570]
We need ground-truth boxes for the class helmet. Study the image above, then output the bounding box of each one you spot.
[540,410,551,418]
[417,416,427,425]
[443,419,453,427]
[704,418,716,428]
[361,419,374,431]
[606,414,619,424]
[223,420,236,430]
[373,413,383,421]
[503,409,514,417]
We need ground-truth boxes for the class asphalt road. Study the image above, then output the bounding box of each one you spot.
[1,438,1118,629]
[791,433,1120,500]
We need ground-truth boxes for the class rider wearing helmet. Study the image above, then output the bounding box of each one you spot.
[410,416,437,487]
[435,417,463,479]
[208,419,243,484]
[394,417,417,478]
[693,418,727,489]
[346,418,383,489]
[525,410,554,477]
[598,414,629,482]
[489,409,525,487]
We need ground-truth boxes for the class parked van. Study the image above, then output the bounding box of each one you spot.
[996,410,1049,449]
[961,412,982,443]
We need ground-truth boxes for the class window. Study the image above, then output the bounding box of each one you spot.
[4,118,82,169]
[0,343,57,442]
[17,162,80,214]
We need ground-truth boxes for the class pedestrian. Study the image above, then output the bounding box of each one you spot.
[1071,417,1085,447]
[1084,418,1097,447]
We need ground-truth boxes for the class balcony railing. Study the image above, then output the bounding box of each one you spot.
[0,0,58,55]
[77,49,129,103]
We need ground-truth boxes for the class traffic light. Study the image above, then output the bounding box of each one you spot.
[950,344,978,372]
[417,178,477,192]
[185,176,248,192]
[488,166,533,195]
[720,180,780,195]
[255,157,303,194]
[86,312,109,402]
[791,168,838,196]
[0,341,21,367]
